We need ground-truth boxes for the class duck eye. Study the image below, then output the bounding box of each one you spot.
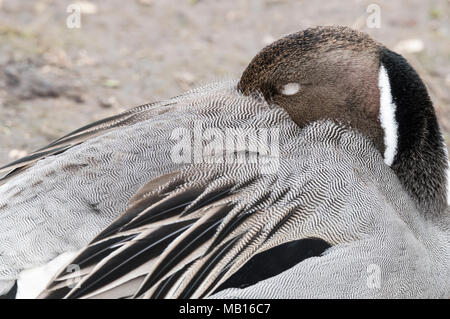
[280,83,300,95]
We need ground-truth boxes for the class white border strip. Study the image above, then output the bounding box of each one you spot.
[378,65,399,166]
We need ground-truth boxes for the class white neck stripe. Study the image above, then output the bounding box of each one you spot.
[446,162,450,206]
[378,65,399,166]
[443,141,450,206]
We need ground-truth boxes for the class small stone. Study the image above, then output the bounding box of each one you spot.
[43,48,72,68]
[76,50,97,67]
[102,79,121,89]
[8,149,27,160]
[262,35,275,46]
[226,11,241,22]
[445,74,450,87]
[394,39,424,54]
[137,0,154,5]
[75,1,98,15]
[175,71,196,89]
[99,96,118,108]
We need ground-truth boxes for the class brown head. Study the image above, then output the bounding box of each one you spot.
[238,26,449,216]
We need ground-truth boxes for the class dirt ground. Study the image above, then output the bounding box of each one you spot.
[0,0,449,165]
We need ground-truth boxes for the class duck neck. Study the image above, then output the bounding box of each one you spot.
[380,48,449,217]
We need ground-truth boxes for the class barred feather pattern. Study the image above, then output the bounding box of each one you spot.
[0,81,236,285]
[1,81,449,298]
[40,125,450,298]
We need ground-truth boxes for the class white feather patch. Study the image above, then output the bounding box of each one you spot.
[16,251,78,299]
[443,140,450,206]
[441,138,450,206]
[446,162,450,206]
[280,83,300,95]
[378,65,399,166]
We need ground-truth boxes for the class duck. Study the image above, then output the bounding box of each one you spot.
[0,26,448,299]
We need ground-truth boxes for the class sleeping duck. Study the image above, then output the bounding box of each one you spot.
[0,26,449,299]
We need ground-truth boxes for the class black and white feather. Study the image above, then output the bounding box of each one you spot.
[0,26,449,299]
[31,83,449,299]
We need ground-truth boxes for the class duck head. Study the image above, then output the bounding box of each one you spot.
[238,26,449,217]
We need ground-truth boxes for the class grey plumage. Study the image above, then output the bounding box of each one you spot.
[0,82,235,294]
[35,82,449,298]
[0,26,449,298]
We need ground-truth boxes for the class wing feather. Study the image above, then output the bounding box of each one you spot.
[39,160,339,299]
[0,100,175,185]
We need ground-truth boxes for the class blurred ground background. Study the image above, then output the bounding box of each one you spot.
[0,0,448,165]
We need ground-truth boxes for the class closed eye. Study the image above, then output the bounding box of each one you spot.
[280,82,301,95]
